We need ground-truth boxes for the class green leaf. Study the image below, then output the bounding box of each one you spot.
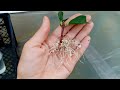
[68,15,87,25]
[58,11,63,24]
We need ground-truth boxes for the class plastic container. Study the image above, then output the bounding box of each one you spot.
[0,51,6,74]
[0,13,18,79]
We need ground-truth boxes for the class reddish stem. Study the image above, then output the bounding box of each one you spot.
[59,23,65,48]
[60,25,64,43]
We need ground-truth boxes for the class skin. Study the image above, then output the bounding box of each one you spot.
[17,13,94,79]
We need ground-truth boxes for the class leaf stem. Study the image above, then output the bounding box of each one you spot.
[59,23,65,48]
[60,24,64,43]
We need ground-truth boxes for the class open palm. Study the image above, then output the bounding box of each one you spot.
[17,13,94,79]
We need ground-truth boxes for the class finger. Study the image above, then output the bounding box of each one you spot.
[62,36,91,73]
[64,15,91,40]
[29,16,50,46]
[52,24,75,38]
[72,36,91,65]
[75,21,94,42]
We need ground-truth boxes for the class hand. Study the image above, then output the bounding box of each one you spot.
[17,13,94,79]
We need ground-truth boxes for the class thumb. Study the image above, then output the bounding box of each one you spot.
[30,16,50,45]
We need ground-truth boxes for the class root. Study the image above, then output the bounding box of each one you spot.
[49,39,78,57]
[49,39,84,75]
[49,39,82,64]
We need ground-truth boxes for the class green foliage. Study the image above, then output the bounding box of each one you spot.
[58,11,87,26]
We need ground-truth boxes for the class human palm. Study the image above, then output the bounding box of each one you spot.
[17,13,94,79]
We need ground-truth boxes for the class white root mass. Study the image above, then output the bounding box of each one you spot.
[49,39,82,62]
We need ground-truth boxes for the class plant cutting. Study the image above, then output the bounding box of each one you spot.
[49,11,88,62]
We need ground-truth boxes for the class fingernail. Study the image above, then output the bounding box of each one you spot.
[88,36,91,41]
[87,20,92,24]
[43,16,47,20]
[86,15,91,22]
[42,16,47,27]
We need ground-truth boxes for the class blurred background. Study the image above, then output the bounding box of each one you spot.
[1,11,120,79]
